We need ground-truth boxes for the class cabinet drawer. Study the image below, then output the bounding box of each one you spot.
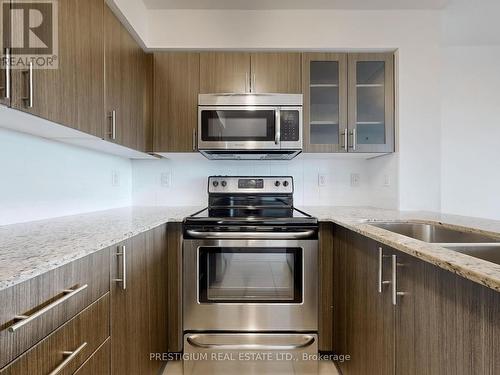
[74,338,110,375]
[0,248,110,368]
[0,293,110,375]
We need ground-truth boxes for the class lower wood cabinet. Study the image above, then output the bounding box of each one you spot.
[330,224,500,375]
[110,224,168,375]
[0,294,110,375]
[74,339,111,375]
[166,223,183,353]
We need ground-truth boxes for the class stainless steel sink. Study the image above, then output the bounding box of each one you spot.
[443,244,500,266]
[368,222,500,243]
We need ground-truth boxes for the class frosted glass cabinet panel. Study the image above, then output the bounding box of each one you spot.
[303,53,348,153]
[348,54,394,153]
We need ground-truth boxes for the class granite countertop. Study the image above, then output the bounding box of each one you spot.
[0,206,202,291]
[1,206,500,293]
[300,206,500,292]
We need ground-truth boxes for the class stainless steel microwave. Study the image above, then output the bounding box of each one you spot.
[198,94,303,160]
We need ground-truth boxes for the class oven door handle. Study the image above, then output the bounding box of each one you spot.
[186,335,316,350]
[186,229,315,239]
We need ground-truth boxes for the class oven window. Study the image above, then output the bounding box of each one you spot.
[198,247,303,303]
[201,110,275,141]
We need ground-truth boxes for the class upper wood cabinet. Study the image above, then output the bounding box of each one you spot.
[153,52,200,152]
[200,52,301,94]
[303,52,394,153]
[303,53,348,153]
[0,1,10,107]
[200,52,250,94]
[10,0,105,138]
[348,53,394,153]
[104,6,153,152]
[250,53,301,93]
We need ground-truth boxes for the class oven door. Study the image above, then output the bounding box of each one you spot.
[198,106,280,150]
[183,238,318,332]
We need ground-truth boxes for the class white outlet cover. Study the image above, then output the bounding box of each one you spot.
[318,173,328,187]
[350,173,360,187]
[161,172,171,188]
[111,170,120,187]
[383,174,391,187]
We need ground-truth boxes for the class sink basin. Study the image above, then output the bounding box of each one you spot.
[443,244,500,266]
[368,222,500,243]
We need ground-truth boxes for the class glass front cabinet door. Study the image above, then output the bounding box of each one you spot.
[303,52,394,153]
[303,53,348,153]
[348,53,394,153]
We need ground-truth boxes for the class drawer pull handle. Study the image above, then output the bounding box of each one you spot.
[9,284,88,333]
[48,342,87,375]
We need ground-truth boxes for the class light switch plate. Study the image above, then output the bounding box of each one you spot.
[161,172,171,188]
[111,170,120,187]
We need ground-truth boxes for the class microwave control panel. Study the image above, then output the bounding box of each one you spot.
[280,110,300,142]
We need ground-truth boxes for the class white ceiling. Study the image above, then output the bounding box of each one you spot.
[142,0,449,10]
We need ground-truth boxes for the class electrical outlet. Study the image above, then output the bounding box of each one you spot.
[111,170,120,187]
[383,174,391,187]
[350,173,360,187]
[161,172,171,188]
[318,173,328,187]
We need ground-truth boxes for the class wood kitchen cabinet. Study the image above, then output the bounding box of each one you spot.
[153,52,200,152]
[110,225,168,375]
[0,1,10,107]
[166,223,183,352]
[318,222,334,351]
[200,52,250,94]
[199,51,301,94]
[10,0,105,138]
[74,339,111,375]
[332,226,500,375]
[348,53,394,153]
[303,52,394,153]
[104,5,153,152]
[302,53,348,153]
[250,52,301,93]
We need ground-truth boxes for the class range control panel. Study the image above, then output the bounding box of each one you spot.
[208,176,293,194]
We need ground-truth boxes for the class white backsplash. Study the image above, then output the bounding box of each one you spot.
[132,153,399,208]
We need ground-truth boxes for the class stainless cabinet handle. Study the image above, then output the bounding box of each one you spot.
[9,284,88,333]
[22,61,34,108]
[341,130,348,151]
[245,72,249,93]
[349,128,357,151]
[274,110,281,145]
[113,245,127,290]
[48,342,87,375]
[4,48,10,99]
[378,247,391,293]
[392,254,406,305]
[192,128,197,151]
[187,335,315,350]
[108,110,116,140]
[252,74,256,93]
[186,229,315,240]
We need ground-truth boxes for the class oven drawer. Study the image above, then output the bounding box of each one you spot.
[0,294,110,375]
[0,248,110,368]
[184,333,318,375]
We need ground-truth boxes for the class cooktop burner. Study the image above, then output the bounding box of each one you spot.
[184,176,317,228]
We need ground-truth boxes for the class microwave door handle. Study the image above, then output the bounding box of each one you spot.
[275,110,281,146]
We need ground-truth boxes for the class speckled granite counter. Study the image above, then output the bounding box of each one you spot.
[0,206,202,291]
[299,207,500,292]
[1,206,500,293]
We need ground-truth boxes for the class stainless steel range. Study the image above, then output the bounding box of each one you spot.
[183,176,318,362]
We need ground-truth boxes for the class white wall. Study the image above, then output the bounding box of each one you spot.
[116,6,443,212]
[132,154,398,208]
[0,128,132,225]
[440,0,500,220]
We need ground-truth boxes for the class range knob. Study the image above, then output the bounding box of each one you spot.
[275,181,281,187]
[212,181,219,187]
[221,180,227,187]
[283,181,289,187]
